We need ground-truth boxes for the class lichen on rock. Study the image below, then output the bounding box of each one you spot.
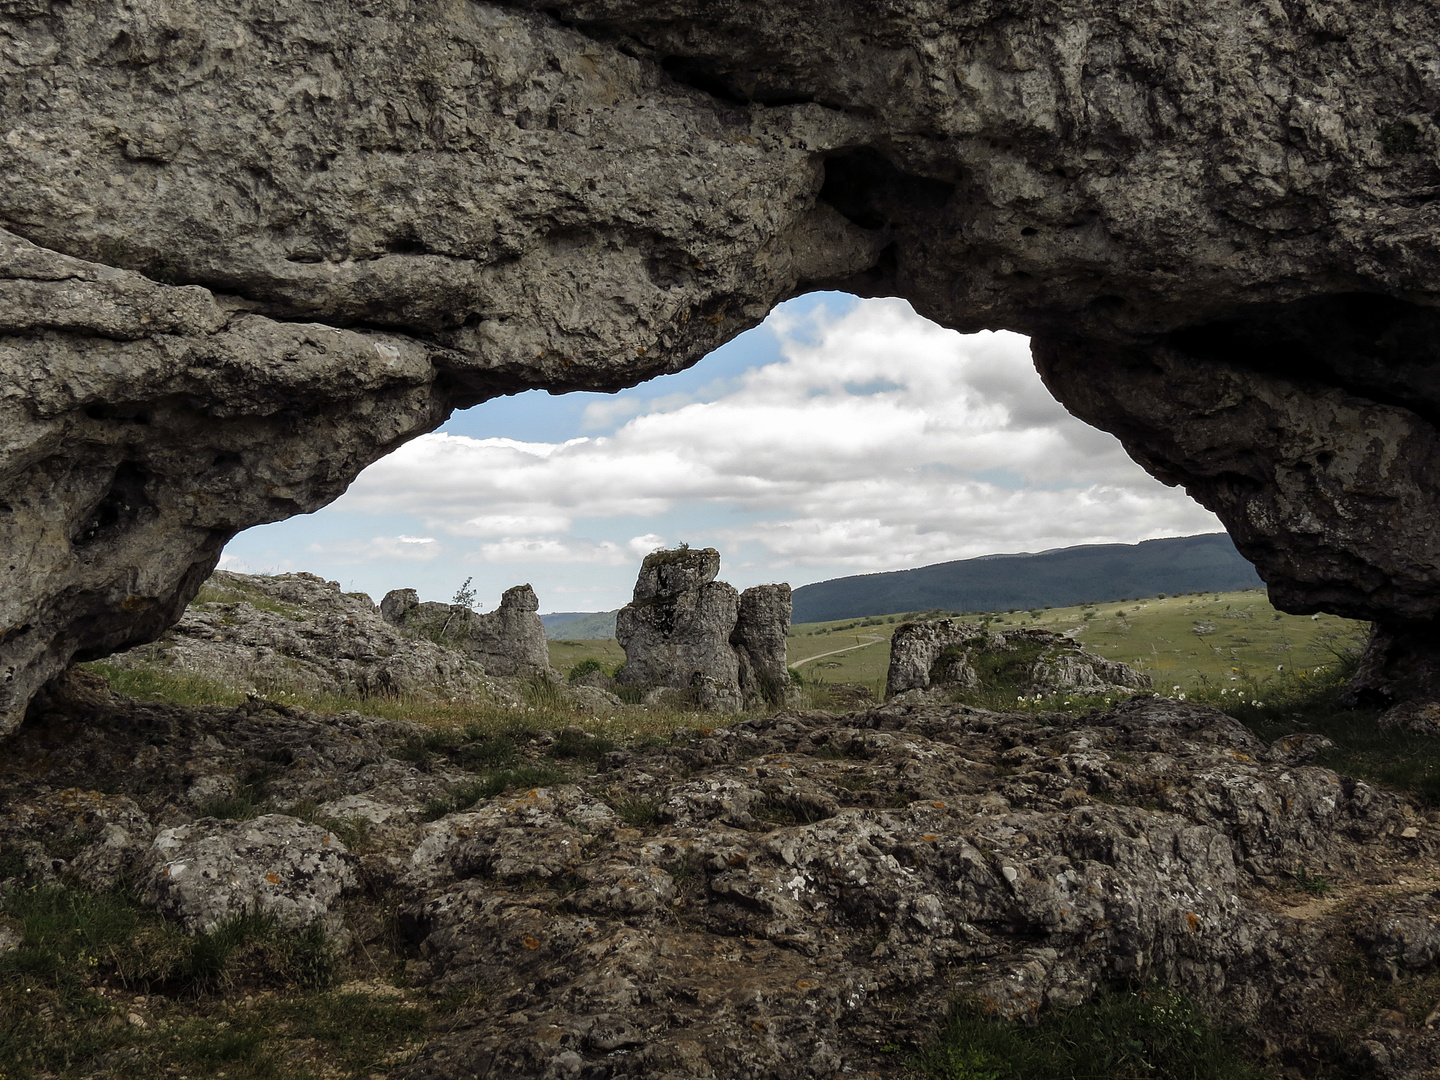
[5,667,1440,1076]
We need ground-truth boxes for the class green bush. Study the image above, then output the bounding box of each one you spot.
[567,657,608,682]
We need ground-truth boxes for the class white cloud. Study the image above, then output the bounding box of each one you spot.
[295,297,1221,595]
[473,536,661,565]
[307,535,447,564]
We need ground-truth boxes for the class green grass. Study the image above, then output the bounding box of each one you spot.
[191,580,306,621]
[783,589,1364,695]
[87,663,249,708]
[543,591,1368,708]
[82,659,742,746]
[420,766,572,821]
[912,985,1273,1080]
[0,882,427,1080]
[548,637,626,677]
[602,790,663,827]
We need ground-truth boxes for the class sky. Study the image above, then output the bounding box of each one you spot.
[219,292,1224,613]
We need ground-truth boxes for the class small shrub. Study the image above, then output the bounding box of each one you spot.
[1381,119,1420,154]
[567,657,607,682]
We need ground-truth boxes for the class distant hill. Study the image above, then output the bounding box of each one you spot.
[542,610,619,640]
[790,533,1263,624]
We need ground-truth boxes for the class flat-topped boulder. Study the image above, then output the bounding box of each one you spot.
[887,619,1152,702]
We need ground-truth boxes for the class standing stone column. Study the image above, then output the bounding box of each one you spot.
[732,584,793,705]
[616,548,755,711]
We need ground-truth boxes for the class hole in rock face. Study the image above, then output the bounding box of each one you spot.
[218,292,1227,628]
[73,462,155,548]
[818,149,956,231]
[660,55,751,105]
[659,54,815,107]
[84,404,150,424]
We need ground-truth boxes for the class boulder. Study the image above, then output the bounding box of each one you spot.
[887,619,1151,700]
[381,583,552,678]
[139,814,356,935]
[615,549,790,710]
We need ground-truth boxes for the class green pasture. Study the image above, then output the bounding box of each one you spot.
[548,636,626,679]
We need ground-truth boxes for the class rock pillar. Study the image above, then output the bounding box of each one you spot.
[616,548,789,711]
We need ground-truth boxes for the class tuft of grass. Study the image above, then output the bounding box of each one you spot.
[522,672,569,711]
[549,727,617,763]
[602,791,662,827]
[752,795,831,827]
[1289,866,1333,896]
[196,766,281,821]
[913,985,1273,1080]
[420,765,571,821]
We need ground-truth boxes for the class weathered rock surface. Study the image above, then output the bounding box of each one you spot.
[1357,895,1440,982]
[887,619,1151,700]
[104,571,512,703]
[140,814,355,936]
[381,583,551,678]
[616,548,790,710]
[12,0,1440,721]
[6,674,1440,1077]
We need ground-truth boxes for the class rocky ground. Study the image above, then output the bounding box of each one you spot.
[3,670,1439,1079]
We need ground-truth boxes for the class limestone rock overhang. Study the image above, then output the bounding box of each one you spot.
[6,0,1440,729]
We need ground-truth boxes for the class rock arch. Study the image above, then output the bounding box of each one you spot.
[5,0,1440,730]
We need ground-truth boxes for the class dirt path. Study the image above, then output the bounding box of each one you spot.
[789,636,885,668]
